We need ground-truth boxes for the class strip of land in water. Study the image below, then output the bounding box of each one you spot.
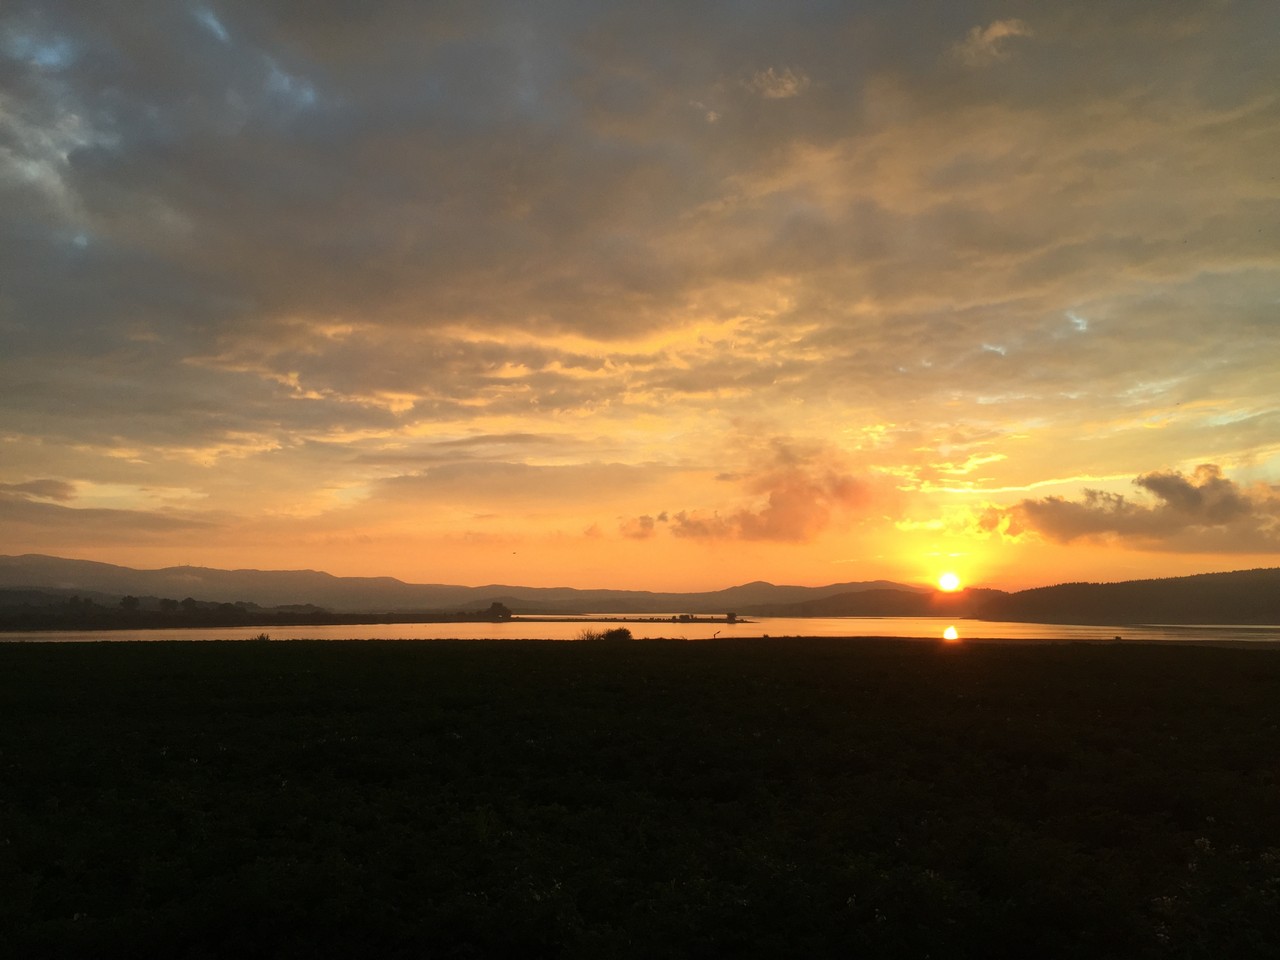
[0,607,747,632]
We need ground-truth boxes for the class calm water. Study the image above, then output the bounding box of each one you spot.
[4,616,1280,644]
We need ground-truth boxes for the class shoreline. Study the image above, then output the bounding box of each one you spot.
[4,633,1280,649]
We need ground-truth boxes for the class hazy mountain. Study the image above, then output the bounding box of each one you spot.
[0,555,925,615]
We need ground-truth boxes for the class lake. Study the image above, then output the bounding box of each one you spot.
[4,615,1280,644]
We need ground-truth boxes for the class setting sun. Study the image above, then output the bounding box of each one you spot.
[938,572,962,592]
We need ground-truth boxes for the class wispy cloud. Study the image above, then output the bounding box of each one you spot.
[953,19,1032,66]
[746,66,811,99]
[0,479,77,501]
[193,7,231,43]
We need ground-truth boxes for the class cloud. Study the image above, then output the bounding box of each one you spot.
[0,478,76,501]
[193,8,231,44]
[669,438,873,542]
[0,494,218,541]
[2,1,1279,584]
[952,19,1032,66]
[1134,465,1254,523]
[372,461,668,506]
[746,67,811,99]
[354,433,577,467]
[1001,465,1280,551]
[619,514,659,539]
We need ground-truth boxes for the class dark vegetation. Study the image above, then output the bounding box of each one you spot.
[0,591,514,632]
[3,638,1279,958]
[575,626,635,641]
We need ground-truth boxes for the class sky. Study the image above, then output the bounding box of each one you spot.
[2,0,1279,592]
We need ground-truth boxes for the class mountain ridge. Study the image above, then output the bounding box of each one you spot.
[0,554,925,615]
[3,555,1277,625]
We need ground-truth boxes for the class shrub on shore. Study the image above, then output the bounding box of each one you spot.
[575,626,634,641]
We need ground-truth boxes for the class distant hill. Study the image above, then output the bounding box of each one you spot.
[743,587,1008,618]
[980,568,1280,625]
[0,555,923,616]
[709,570,1280,625]
[5,554,1273,626]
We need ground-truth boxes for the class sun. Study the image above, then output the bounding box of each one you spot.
[938,572,962,592]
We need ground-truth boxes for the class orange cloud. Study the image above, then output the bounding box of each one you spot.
[619,513,662,539]
[668,439,873,542]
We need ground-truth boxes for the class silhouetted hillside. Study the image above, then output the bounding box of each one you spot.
[7,554,1273,627]
[0,588,525,632]
[739,571,1280,625]
[743,588,1008,618]
[0,555,923,615]
[981,568,1280,625]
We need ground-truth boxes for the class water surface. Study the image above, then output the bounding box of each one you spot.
[5,615,1279,644]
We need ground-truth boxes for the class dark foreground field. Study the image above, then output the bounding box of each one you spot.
[3,639,1278,959]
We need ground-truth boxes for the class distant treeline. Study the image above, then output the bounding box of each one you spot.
[0,591,514,632]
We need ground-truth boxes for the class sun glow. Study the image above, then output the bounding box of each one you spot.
[942,625,960,642]
[938,572,962,592]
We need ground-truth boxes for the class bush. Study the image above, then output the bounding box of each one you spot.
[575,627,633,642]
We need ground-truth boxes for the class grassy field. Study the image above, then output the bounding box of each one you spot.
[3,638,1278,958]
